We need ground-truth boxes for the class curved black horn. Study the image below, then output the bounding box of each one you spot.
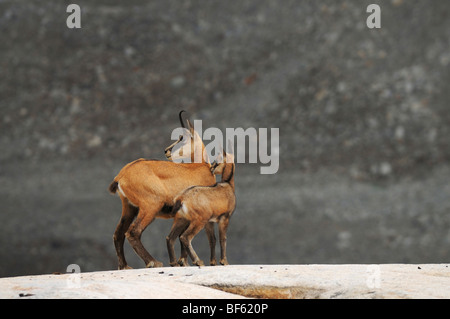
[179,110,187,128]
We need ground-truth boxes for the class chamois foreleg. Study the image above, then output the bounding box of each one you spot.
[126,201,164,268]
[179,222,206,266]
[113,196,138,270]
[166,216,190,267]
[205,222,217,266]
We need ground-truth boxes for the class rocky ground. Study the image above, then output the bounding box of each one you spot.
[2,264,450,299]
[1,1,450,277]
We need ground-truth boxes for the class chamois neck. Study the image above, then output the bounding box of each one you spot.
[221,163,235,191]
[189,136,213,166]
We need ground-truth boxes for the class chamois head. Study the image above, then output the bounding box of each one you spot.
[165,111,210,165]
[211,141,234,180]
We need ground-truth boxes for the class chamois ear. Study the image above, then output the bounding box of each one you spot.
[225,139,234,163]
[216,148,224,163]
[186,119,194,135]
[225,139,234,154]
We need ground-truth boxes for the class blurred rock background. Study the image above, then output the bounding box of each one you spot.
[1,0,449,277]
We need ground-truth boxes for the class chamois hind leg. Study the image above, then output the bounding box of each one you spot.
[205,222,217,266]
[113,196,138,270]
[166,216,190,267]
[179,222,206,266]
[178,237,190,266]
[126,201,164,268]
[218,215,231,265]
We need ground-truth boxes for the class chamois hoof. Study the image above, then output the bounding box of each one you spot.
[119,265,133,270]
[220,259,229,266]
[194,260,205,267]
[146,260,164,268]
[169,261,180,267]
[178,258,189,267]
[210,259,217,266]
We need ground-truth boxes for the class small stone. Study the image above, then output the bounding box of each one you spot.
[427,128,437,142]
[171,23,182,34]
[337,82,347,93]
[171,75,186,88]
[371,162,392,176]
[395,126,405,140]
[70,97,81,114]
[440,53,450,66]
[124,46,136,58]
[379,162,392,176]
[19,108,28,116]
[86,135,102,148]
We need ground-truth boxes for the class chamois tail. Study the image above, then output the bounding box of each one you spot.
[108,181,119,194]
[171,200,182,215]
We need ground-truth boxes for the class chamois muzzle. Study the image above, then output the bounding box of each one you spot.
[164,134,184,160]
[164,148,172,160]
[210,161,218,173]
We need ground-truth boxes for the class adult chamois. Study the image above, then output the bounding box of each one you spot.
[166,146,236,267]
[109,111,216,269]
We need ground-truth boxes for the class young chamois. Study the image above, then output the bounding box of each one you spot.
[109,111,217,269]
[166,147,235,267]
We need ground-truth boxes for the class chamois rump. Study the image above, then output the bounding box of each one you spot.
[108,111,217,269]
[166,148,236,267]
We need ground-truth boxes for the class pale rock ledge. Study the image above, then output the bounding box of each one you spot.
[1,264,449,299]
